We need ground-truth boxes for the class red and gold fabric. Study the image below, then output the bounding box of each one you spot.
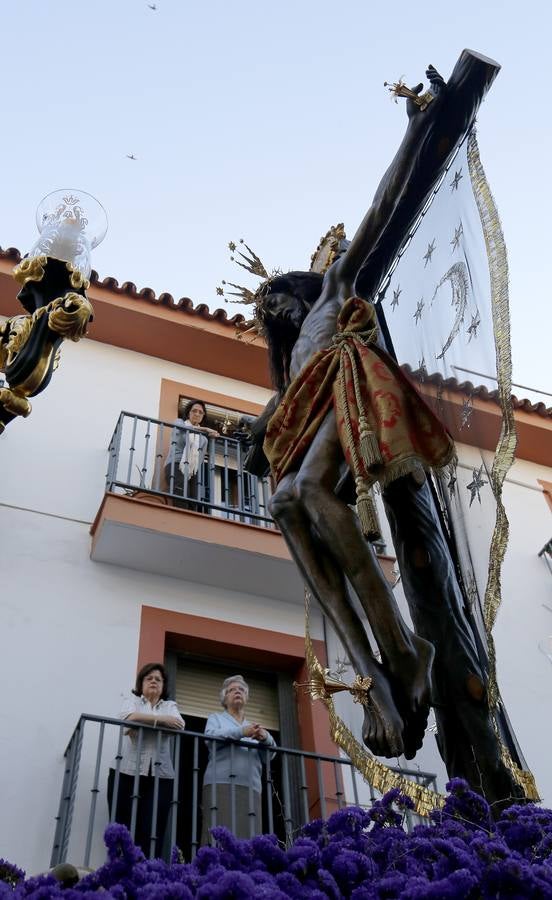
[264,297,454,496]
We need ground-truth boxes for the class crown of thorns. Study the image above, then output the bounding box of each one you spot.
[216,225,347,339]
[216,240,282,325]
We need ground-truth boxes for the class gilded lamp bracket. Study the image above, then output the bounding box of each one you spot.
[0,257,94,433]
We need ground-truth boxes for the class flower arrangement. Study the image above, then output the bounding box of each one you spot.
[3,780,552,898]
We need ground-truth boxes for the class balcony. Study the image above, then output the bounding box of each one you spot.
[91,412,396,598]
[91,412,305,601]
[51,714,438,868]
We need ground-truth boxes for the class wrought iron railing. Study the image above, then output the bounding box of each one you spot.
[51,714,437,868]
[106,412,275,528]
[539,539,552,577]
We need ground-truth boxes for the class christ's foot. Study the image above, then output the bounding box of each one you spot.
[400,704,431,760]
[361,671,405,758]
[386,634,435,759]
[391,633,435,715]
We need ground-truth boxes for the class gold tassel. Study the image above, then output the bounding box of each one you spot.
[356,477,381,541]
[359,414,383,468]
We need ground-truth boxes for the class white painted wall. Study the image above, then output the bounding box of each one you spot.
[1,329,550,866]
[0,504,323,873]
[0,335,315,873]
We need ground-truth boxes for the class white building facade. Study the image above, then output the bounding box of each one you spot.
[1,250,550,874]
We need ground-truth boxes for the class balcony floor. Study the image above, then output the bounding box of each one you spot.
[91,492,305,602]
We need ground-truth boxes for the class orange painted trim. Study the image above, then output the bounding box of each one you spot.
[158,378,265,423]
[137,605,337,759]
[90,492,292,560]
[90,492,397,582]
[418,381,552,468]
[156,380,267,491]
[1,259,549,465]
[0,263,272,389]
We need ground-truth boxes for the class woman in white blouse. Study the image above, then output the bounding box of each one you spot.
[107,662,185,857]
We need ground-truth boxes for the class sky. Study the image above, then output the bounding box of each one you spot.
[1,0,550,400]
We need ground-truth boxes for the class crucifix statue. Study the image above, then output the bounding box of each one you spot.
[235,50,534,808]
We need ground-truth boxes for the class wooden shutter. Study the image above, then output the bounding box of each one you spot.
[174,658,280,731]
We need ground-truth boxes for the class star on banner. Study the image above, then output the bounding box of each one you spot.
[391,285,401,309]
[451,222,464,252]
[467,312,481,342]
[423,239,436,267]
[446,463,458,498]
[466,465,488,506]
[460,396,473,429]
[333,656,351,676]
[450,169,463,191]
[413,298,425,324]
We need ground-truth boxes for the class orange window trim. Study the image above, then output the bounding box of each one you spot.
[137,605,337,765]
[158,378,266,424]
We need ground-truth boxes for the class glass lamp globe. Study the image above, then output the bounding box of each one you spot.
[27,189,108,280]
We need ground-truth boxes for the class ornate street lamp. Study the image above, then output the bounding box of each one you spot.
[0,190,107,433]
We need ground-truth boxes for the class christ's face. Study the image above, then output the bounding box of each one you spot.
[263,293,303,327]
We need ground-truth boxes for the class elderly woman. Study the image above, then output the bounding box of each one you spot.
[202,675,276,843]
[108,662,185,857]
[164,399,219,509]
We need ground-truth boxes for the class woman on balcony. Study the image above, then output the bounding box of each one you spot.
[202,675,276,843]
[108,662,185,857]
[164,399,219,510]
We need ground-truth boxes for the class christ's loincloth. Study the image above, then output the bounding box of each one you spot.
[264,297,454,523]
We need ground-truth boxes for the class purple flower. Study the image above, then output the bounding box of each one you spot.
[0,860,25,888]
[300,819,325,841]
[285,837,321,877]
[195,870,257,899]
[6,787,552,898]
[193,846,223,874]
[437,779,492,830]
[322,846,376,890]
[326,807,371,838]
[316,868,343,899]
[135,884,194,899]
[248,835,286,873]
[367,789,412,830]
[103,823,144,866]
[274,871,304,898]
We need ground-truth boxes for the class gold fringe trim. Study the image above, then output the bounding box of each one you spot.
[304,591,445,817]
[468,129,538,800]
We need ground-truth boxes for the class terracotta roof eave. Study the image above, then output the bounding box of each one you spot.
[1,247,549,418]
[0,246,246,328]
[403,366,552,420]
